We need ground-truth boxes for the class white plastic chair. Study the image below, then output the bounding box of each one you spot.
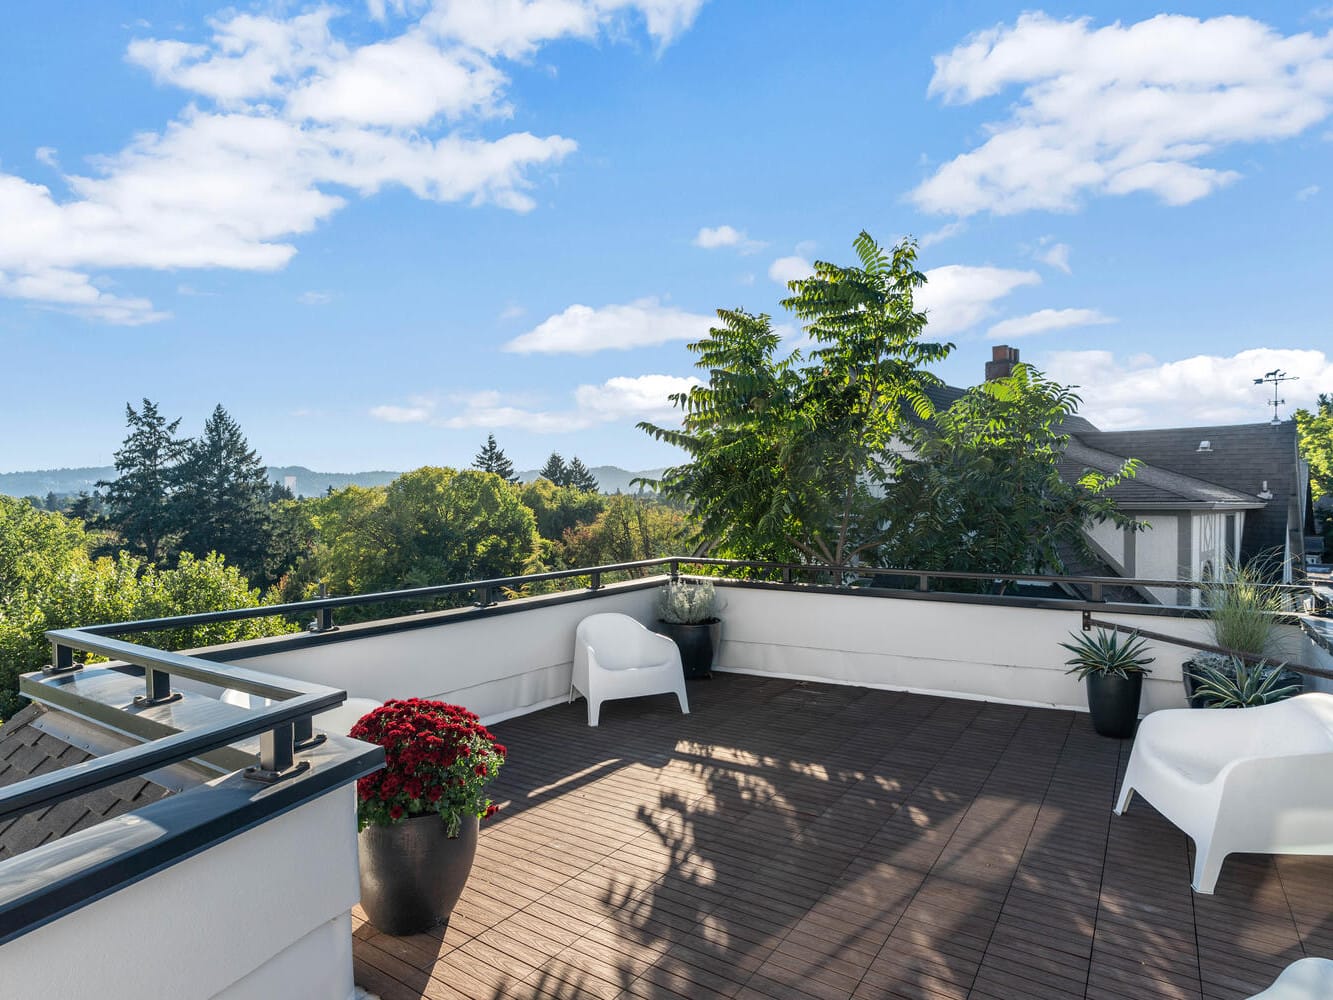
[1246,957,1333,999]
[571,613,689,727]
[1114,693,1333,894]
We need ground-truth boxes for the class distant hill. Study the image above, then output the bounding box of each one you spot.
[516,466,666,494]
[0,464,667,499]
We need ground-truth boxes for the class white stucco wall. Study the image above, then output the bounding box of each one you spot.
[0,785,360,1000]
[220,584,659,725]
[1085,519,1127,571]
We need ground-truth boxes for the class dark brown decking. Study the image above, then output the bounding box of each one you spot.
[352,674,1333,1000]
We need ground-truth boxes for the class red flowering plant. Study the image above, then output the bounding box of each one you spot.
[350,699,507,836]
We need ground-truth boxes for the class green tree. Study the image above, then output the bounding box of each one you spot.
[880,364,1140,576]
[0,495,291,720]
[1296,393,1333,501]
[565,457,599,493]
[171,404,272,580]
[473,434,519,484]
[307,469,538,603]
[561,496,689,567]
[518,478,606,542]
[641,232,951,564]
[539,453,568,485]
[99,399,189,563]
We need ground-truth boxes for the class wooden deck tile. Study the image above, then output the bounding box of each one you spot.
[355,674,1333,1000]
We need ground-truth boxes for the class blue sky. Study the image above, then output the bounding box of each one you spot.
[2,1,1331,473]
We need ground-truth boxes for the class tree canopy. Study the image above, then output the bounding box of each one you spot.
[641,232,951,564]
[473,434,518,484]
[880,364,1140,576]
[98,399,189,563]
[172,404,272,581]
[1296,393,1332,501]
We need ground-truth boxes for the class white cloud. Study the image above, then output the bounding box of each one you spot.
[498,302,526,320]
[1036,241,1071,274]
[1297,183,1321,200]
[986,307,1113,340]
[916,265,1040,335]
[0,268,167,325]
[298,290,333,305]
[503,297,713,354]
[369,397,435,422]
[694,224,764,253]
[768,255,812,285]
[1043,347,1333,428]
[912,13,1333,216]
[918,221,966,248]
[439,374,702,432]
[35,147,59,168]
[0,1,703,322]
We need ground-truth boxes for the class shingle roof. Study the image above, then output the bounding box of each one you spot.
[1072,422,1301,559]
[1060,438,1263,509]
[0,703,171,860]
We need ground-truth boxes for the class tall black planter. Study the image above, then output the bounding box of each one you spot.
[1085,672,1143,739]
[658,620,716,679]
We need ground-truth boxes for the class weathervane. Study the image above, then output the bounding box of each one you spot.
[1253,369,1298,424]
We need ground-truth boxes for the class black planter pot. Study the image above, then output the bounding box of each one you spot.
[1085,671,1143,739]
[359,814,478,935]
[658,619,716,679]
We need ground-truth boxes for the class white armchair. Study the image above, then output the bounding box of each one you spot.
[1247,958,1333,999]
[571,613,689,727]
[1114,693,1333,894]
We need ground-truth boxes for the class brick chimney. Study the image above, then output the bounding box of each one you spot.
[985,345,1019,381]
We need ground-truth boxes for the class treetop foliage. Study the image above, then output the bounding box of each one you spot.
[1296,393,1332,502]
[473,434,518,484]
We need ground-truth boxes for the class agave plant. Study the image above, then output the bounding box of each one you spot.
[1060,629,1155,680]
[1185,656,1303,709]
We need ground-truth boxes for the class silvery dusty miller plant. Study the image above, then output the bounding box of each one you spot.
[657,579,718,624]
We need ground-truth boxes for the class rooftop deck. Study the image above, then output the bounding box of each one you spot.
[351,674,1333,1000]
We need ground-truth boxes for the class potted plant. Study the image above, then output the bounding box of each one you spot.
[351,699,507,935]
[1185,654,1303,708]
[1185,558,1303,707]
[1061,628,1155,738]
[657,579,720,680]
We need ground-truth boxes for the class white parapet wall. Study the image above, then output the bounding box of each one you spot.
[219,584,659,726]
[0,785,360,1000]
[211,580,1319,722]
[710,585,1312,714]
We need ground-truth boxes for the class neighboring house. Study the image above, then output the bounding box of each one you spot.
[929,346,1311,603]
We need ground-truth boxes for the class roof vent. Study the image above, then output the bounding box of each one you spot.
[1197,440,1212,452]
[1258,480,1274,500]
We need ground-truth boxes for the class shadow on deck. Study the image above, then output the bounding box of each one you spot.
[352,673,1333,1000]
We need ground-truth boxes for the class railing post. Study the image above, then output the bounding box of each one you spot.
[1090,582,1104,602]
[45,641,79,674]
[918,574,930,593]
[475,585,493,609]
[135,667,179,706]
[246,722,308,783]
[670,560,679,582]
[310,583,334,633]
[293,714,325,751]
[589,570,602,592]
[781,566,792,585]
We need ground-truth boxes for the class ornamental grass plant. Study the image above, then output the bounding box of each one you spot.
[351,699,507,835]
[1201,555,1292,659]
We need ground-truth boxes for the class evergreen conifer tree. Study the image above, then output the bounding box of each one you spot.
[171,404,271,579]
[539,452,568,485]
[474,434,519,483]
[98,399,190,563]
[566,456,599,493]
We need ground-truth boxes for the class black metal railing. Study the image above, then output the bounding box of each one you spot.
[5,555,1318,827]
